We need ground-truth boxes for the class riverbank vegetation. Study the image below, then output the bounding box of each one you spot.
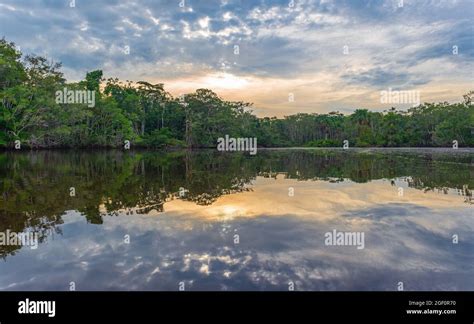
[1,38,473,149]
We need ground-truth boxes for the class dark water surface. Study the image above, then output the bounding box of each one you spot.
[0,148,473,290]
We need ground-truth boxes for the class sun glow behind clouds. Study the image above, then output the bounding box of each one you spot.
[201,72,250,90]
[166,72,251,94]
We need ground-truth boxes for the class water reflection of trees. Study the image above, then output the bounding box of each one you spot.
[0,149,472,257]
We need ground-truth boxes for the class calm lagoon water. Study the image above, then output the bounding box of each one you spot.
[0,148,473,291]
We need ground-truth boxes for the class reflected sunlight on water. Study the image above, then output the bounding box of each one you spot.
[0,149,472,290]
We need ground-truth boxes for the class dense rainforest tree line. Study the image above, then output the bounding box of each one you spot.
[1,38,473,149]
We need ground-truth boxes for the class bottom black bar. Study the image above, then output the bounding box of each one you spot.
[0,291,472,322]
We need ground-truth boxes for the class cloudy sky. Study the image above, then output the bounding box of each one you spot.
[0,0,472,116]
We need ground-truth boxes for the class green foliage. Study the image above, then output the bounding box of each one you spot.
[0,38,473,149]
[143,128,185,148]
[305,139,340,147]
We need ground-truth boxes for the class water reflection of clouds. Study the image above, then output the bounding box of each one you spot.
[0,178,472,291]
[156,178,470,222]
